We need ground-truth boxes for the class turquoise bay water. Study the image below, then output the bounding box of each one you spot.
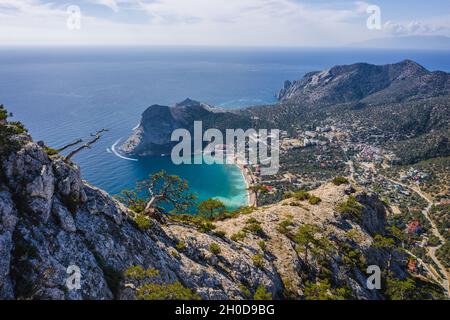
[1,47,449,209]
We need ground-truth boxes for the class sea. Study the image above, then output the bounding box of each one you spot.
[1,47,449,209]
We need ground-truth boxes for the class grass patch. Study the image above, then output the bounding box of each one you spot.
[252,254,265,269]
[308,195,322,205]
[332,176,349,186]
[230,231,246,242]
[258,241,267,251]
[209,243,221,255]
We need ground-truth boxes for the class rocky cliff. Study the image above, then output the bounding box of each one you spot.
[0,123,404,300]
[120,98,254,156]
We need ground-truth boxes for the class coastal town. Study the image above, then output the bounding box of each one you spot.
[232,121,449,295]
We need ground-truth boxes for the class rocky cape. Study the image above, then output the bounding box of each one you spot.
[120,60,450,159]
[120,98,254,157]
[0,130,404,300]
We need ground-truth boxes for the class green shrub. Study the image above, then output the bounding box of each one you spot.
[373,235,395,249]
[336,196,363,219]
[244,223,264,236]
[8,121,28,134]
[258,241,267,251]
[239,284,252,299]
[253,285,272,300]
[136,281,201,300]
[293,190,311,201]
[346,229,360,240]
[341,248,361,267]
[428,235,441,247]
[0,108,26,156]
[231,231,246,242]
[44,146,59,156]
[214,230,226,238]
[215,206,256,221]
[0,105,7,121]
[135,213,152,230]
[171,250,181,260]
[176,241,186,251]
[252,254,264,269]
[199,221,217,233]
[277,219,294,235]
[332,176,349,186]
[124,265,159,280]
[385,277,418,300]
[304,280,348,300]
[209,243,221,255]
[308,195,322,205]
[233,206,256,215]
[246,217,259,225]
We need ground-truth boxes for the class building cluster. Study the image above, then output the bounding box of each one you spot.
[400,168,430,184]
[354,144,384,164]
[280,125,343,152]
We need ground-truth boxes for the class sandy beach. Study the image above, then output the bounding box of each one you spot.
[236,161,257,207]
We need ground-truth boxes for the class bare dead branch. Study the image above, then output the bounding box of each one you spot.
[57,139,83,152]
[64,129,108,161]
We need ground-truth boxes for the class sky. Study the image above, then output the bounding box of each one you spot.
[0,0,449,47]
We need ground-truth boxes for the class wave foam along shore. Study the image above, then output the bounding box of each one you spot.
[112,139,139,162]
[202,153,255,208]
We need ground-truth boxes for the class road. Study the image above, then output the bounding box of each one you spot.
[381,174,449,297]
[339,143,448,296]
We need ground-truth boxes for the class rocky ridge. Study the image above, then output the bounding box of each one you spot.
[277,60,450,104]
[0,131,402,300]
[121,60,450,159]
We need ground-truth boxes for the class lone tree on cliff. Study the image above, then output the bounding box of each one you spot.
[294,224,320,265]
[198,198,227,219]
[116,170,197,220]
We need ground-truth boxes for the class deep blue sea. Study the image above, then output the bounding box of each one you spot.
[1,47,449,209]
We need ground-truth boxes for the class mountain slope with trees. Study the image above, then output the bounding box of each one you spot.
[1,108,444,300]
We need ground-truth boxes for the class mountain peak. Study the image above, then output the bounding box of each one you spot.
[175,98,201,108]
[396,58,426,68]
[278,60,446,104]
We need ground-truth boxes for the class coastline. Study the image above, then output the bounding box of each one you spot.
[235,160,257,207]
[204,152,256,208]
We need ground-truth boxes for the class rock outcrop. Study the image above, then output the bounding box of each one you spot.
[120,98,254,156]
[277,60,450,104]
[0,130,404,300]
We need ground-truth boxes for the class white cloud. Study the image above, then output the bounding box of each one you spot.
[354,1,371,14]
[135,0,362,25]
[2,0,446,46]
[92,0,119,12]
[0,0,64,15]
[383,20,446,36]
